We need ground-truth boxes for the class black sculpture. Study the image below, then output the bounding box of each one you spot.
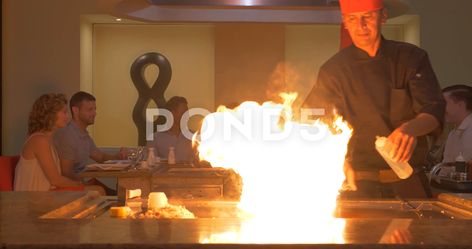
[130,52,172,146]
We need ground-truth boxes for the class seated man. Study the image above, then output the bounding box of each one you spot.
[147,96,196,163]
[431,85,472,182]
[54,91,127,194]
[442,85,472,164]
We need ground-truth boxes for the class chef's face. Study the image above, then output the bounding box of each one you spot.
[343,9,387,49]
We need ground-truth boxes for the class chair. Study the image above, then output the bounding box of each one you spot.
[0,156,20,191]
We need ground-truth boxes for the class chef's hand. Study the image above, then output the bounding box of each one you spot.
[343,160,357,191]
[388,125,417,163]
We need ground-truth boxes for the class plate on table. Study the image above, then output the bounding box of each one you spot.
[104,160,132,164]
[85,161,131,171]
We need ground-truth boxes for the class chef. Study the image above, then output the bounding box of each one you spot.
[303,0,445,198]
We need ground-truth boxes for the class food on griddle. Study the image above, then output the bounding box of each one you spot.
[109,206,131,218]
[131,204,195,219]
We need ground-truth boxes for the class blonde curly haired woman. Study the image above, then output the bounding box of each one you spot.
[14,93,91,192]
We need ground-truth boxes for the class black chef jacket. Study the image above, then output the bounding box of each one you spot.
[303,38,445,171]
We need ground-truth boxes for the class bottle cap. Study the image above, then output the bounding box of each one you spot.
[456,153,466,162]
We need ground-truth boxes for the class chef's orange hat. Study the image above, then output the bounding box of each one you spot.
[339,0,384,14]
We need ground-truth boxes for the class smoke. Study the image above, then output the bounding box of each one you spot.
[265,62,315,119]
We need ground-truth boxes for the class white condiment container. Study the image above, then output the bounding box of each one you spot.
[168,147,176,165]
[375,136,414,179]
[147,147,156,166]
[147,192,168,210]
[126,189,142,199]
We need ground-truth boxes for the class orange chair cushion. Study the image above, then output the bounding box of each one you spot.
[0,156,20,191]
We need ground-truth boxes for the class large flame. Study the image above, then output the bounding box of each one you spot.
[195,92,352,243]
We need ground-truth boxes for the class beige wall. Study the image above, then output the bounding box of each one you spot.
[2,0,100,155]
[215,24,286,107]
[284,25,339,109]
[92,24,214,146]
[91,23,403,147]
[409,0,472,85]
[3,0,472,154]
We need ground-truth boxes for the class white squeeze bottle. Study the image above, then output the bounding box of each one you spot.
[147,147,156,166]
[168,146,176,165]
[375,136,413,179]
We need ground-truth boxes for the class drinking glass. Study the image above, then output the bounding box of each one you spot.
[127,146,145,165]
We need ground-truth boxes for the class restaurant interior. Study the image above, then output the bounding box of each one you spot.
[2,0,472,248]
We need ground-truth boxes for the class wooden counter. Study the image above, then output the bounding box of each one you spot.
[2,191,472,248]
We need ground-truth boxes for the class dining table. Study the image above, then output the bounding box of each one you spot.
[78,162,240,201]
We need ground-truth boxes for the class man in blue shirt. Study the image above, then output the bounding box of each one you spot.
[147,96,196,163]
[54,91,127,194]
